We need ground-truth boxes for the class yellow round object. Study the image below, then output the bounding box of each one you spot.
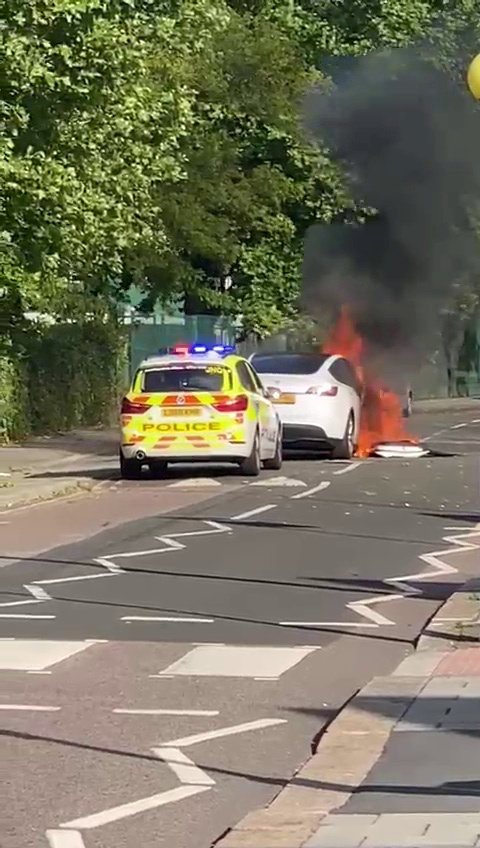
[467,53,480,99]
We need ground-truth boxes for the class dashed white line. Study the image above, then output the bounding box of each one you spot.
[0,704,60,711]
[291,480,331,500]
[451,422,468,429]
[113,709,219,716]
[0,613,56,619]
[163,718,287,748]
[121,616,214,623]
[333,461,362,475]
[230,504,277,520]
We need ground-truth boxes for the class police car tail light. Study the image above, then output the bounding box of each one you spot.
[306,384,338,397]
[212,394,248,412]
[121,397,150,415]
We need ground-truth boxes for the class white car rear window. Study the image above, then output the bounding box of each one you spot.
[251,354,330,375]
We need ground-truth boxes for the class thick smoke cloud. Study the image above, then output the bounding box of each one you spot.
[302,49,480,362]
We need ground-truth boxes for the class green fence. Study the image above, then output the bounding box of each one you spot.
[127,315,238,378]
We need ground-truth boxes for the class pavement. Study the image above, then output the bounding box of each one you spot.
[0,428,119,511]
[216,576,480,848]
[1,405,479,848]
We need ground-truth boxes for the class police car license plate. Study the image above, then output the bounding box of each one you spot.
[162,407,200,417]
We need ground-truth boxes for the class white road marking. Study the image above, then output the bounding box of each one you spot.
[0,704,60,711]
[347,597,397,626]
[93,556,125,573]
[287,526,480,630]
[0,598,42,608]
[35,573,116,585]
[113,709,219,716]
[153,747,215,786]
[230,504,277,520]
[280,621,377,628]
[61,786,210,829]
[46,830,86,848]
[105,544,183,559]
[163,718,287,748]
[121,616,214,623]
[251,476,307,487]
[25,584,52,601]
[157,644,317,679]
[333,462,362,475]
[472,418,480,423]
[451,422,468,429]
[0,613,55,619]
[0,639,92,671]
[291,480,331,500]
[169,478,222,487]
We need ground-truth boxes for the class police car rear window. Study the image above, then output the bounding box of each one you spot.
[142,366,229,393]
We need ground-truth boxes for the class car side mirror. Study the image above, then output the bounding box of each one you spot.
[264,387,280,401]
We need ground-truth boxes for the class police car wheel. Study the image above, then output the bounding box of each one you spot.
[239,431,261,476]
[263,429,282,470]
[119,452,143,480]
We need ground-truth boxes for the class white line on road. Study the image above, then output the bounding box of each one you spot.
[153,747,215,786]
[93,557,125,573]
[0,704,61,711]
[451,422,468,429]
[291,480,331,500]
[0,598,42,608]
[61,786,210,829]
[25,584,52,601]
[46,830,86,848]
[113,709,219,716]
[230,504,277,520]
[163,717,287,748]
[121,616,214,623]
[35,573,116,586]
[333,461,362,476]
[0,613,56,619]
[279,621,377,628]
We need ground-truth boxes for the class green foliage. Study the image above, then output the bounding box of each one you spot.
[1,0,479,430]
[1,321,127,440]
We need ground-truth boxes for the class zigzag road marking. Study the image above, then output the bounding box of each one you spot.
[45,716,284,846]
[281,525,480,629]
[2,521,231,620]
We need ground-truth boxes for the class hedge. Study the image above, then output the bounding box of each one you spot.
[0,321,127,442]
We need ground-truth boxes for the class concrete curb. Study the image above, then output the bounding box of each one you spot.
[0,478,99,511]
[412,398,479,414]
[214,677,424,848]
[416,577,480,653]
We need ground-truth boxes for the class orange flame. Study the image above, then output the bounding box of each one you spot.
[325,307,416,457]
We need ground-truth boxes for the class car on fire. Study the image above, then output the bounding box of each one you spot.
[248,351,362,458]
[119,344,283,479]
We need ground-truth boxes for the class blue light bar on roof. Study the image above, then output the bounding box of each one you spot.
[212,344,234,354]
[168,343,235,355]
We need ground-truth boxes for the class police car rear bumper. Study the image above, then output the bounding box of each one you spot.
[121,443,250,462]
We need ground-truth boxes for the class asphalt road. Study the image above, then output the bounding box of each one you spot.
[1,409,479,848]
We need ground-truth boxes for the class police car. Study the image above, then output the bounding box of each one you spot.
[119,344,283,479]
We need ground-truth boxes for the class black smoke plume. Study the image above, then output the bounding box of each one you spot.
[302,49,480,362]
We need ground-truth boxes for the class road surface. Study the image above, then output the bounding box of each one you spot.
[1,409,479,848]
